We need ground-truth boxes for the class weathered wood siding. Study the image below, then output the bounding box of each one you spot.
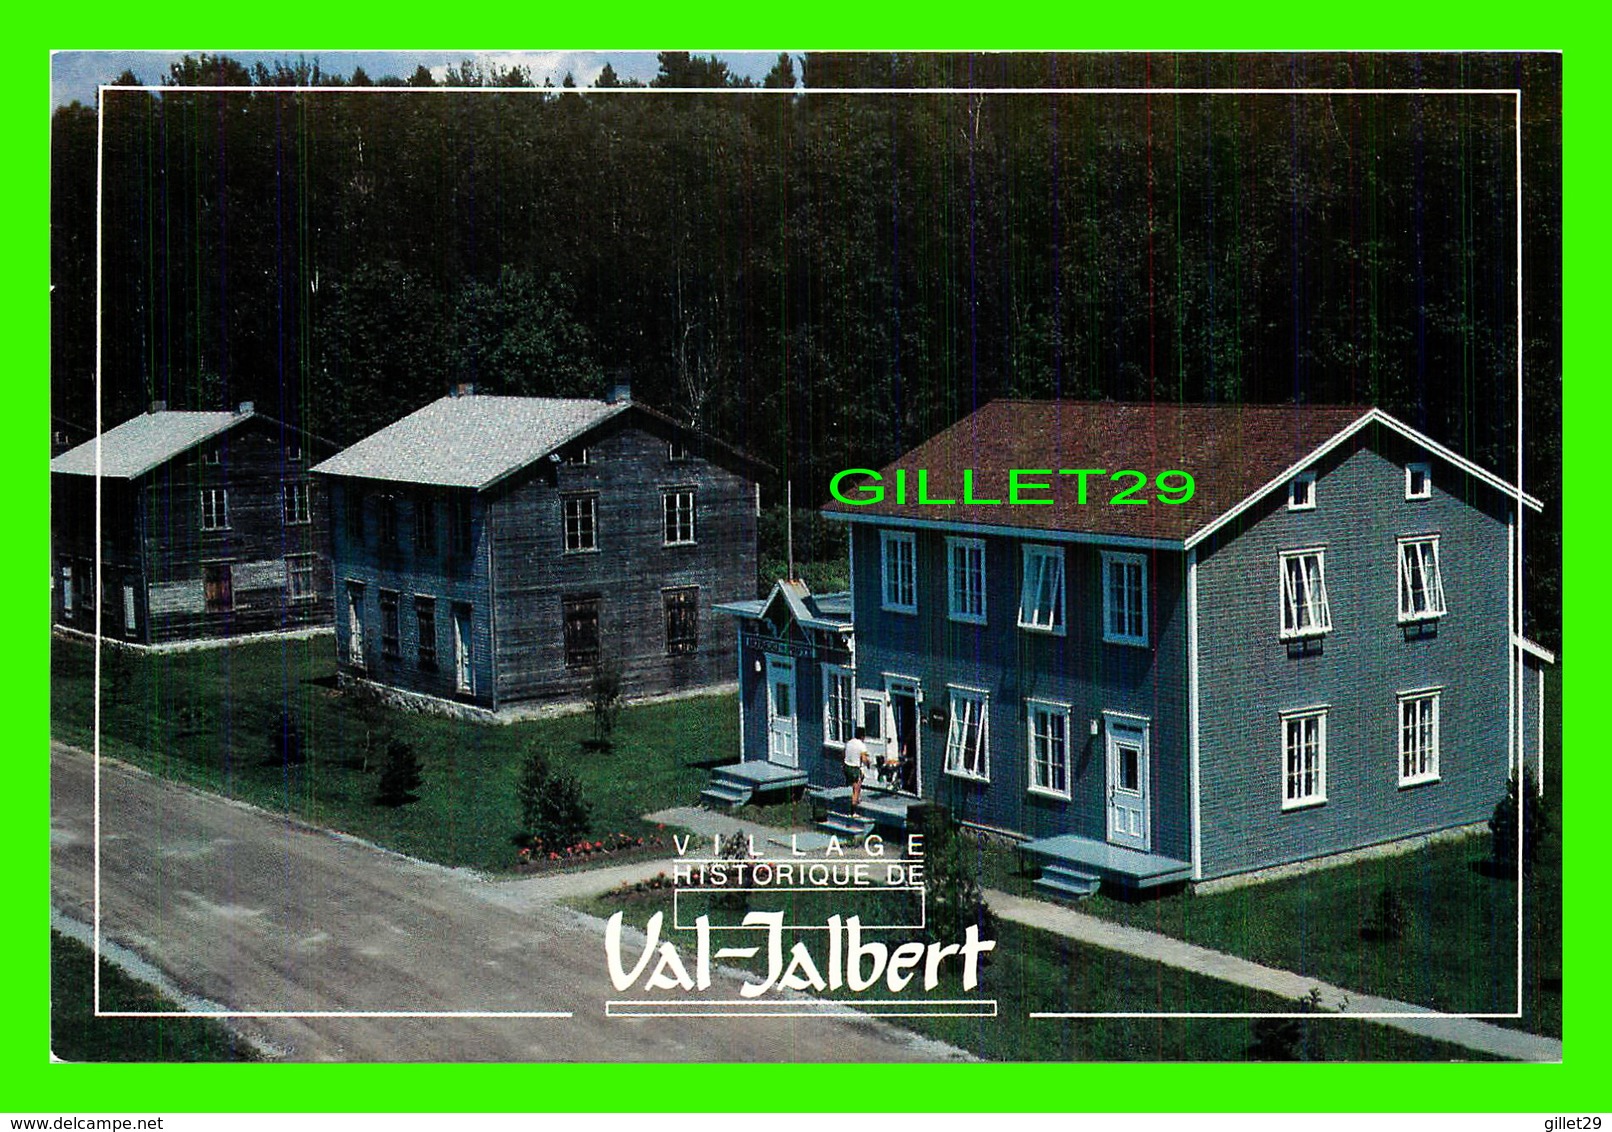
[51,476,146,641]
[487,415,755,705]
[1194,432,1514,880]
[845,522,1191,858]
[327,478,494,705]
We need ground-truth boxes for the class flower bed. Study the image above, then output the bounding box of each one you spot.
[515,828,668,870]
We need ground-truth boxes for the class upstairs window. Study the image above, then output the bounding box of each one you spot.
[668,439,689,461]
[1398,535,1447,622]
[563,495,598,553]
[1398,689,1441,786]
[283,482,311,526]
[563,446,590,466]
[415,496,438,556]
[944,687,990,782]
[416,597,438,670]
[1406,462,1432,500]
[450,494,474,556]
[946,537,987,624]
[1018,544,1066,634]
[346,492,365,541]
[1279,548,1331,639]
[1289,471,1316,511]
[199,488,230,531]
[377,495,399,550]
[1281,708,1327,809]
[880,531,917,614]
[1102,551,1148,646]
[285,441,304,464]
[663,489,696,545]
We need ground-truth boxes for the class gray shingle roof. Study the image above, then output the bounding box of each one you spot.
[49,410,246,479]
[310,395,629,489]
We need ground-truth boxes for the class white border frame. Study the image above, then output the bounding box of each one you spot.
[1025,697,1073,801]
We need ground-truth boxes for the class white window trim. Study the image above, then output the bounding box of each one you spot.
[1025,698,1073,800]
[662,487,697,546]
[1288,470,1317,511]
[1101,550,1149,646]
[822,664,855,748]
[880,530,917,614]
[199,487,230,532]
[285,554,318,603]
[1017,543,1066,636]
[1397,534,1448,623]
[1406,462,1432,500]
[943,685,991,783]
[1397,687,1442,787]
[284,482,312,526]
[562,494,599,554]
[1280,707,1329,811]
[1278,547,1332,640]
[946,537,988,625]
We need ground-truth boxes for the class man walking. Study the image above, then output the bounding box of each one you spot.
[844,726,869,808]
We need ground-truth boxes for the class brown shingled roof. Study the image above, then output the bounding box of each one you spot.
[823,401,1374,544]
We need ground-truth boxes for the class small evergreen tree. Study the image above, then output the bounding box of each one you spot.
[376,739,423,806]
[274,710,306,766]
[589,652,624,749]
[1491,772,1547,873]
[912,804,994,948]
[516,746,592,847]
[1361,886,1408,942]
[1250,988,1325,1061]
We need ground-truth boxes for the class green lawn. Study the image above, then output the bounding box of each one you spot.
[51,633,731,872]
[50,932,260,1062]
[573,887,1493,1062]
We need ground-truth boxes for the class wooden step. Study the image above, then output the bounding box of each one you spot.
[699,781,752,808]
[819,811,874,838]
[1034,862,1102,901]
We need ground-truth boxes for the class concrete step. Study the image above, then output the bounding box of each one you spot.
[1034,863,1102,901]
[699,782,752,809]
[819,811,874,838]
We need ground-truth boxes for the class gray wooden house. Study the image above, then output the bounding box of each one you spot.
[50,403,336,645]
[311,387,764,714]
[717,401,1552,894]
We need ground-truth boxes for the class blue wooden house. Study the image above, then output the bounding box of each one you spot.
[311,386,765,715]
[716,401,1552,895]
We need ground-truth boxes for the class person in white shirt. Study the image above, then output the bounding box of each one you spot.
[843,727,869,807]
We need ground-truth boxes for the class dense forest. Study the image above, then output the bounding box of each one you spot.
[49,52,1562,641]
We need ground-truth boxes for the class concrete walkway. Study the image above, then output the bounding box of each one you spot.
[651,806,1561,1062]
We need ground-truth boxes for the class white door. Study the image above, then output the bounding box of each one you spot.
[765,655,798,767]
[346,583,365,667]
[1106,718,1150,851]
[453,604,473,693]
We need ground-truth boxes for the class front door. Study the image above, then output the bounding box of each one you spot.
[346,582,365,667]
[452,603,474,694]
[1105,716,1151,851]
[884,677,922,795]
[765,656,798,767]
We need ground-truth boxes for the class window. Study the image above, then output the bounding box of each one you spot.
[563,446,590,466]
[1289,471,1316,510]
[416,597,437,669]
[203,563,233,613]
[346,491,365,541]
[1398,535,1447,622]
[379,590,400,657]
[1281,708,1327,809]
[283,482,311,525]
[199,488,230,531]
[668,439,689,461]
[1018,544,1066,634]
[1102,551,1148,646]
[880,530,917,613]
[450,494,474,556]
[346,582,365,667]
[286,554,317,602]
[1399,689,1441,786]
[944,688,990,781]
[378,495,399,550]
[1279,548,1332,639]
[563,594,601,668]
[664,586,699,655]
[1027,700,1071,798]
[823,666,855,746]
[563,495,598,553]
[663,489,696,545]
[285,441,304,464]
[946,538,987,624]
[1406,462,1432,500]
[415,496,437,556]
[199,447,221,467]
[59,564,73,622]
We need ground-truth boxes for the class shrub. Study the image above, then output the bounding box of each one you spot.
[375,739,423,806]
[274,710,306,766]
[911,803,994,948]
[589,653,624,749]
[516,745,592,848]
[1249,987,1325,1061]
[1361,886,1407,942]
[1490,772,1547,873]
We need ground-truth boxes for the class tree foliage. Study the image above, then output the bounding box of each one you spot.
[516,745,592,847]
